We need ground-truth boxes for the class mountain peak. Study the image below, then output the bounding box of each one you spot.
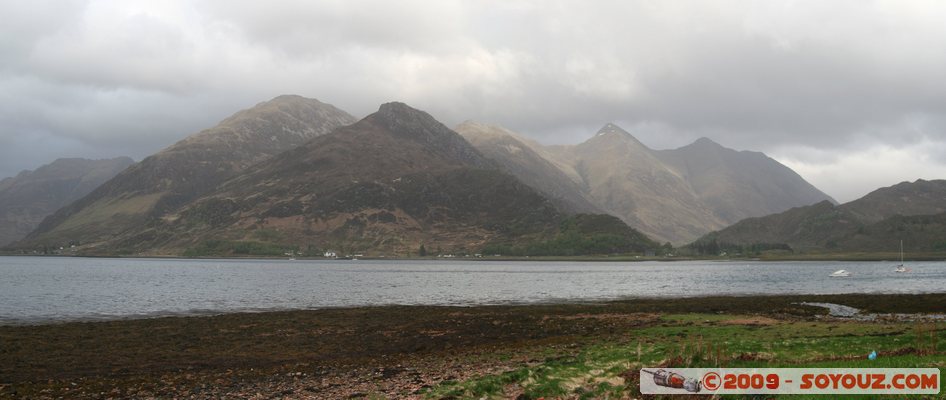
[584,123,648,149]
[212,95,357,138]
[358,102,493,169]
[373,102,442,130]
[675,137,730,154]
[596,123,628,137]
[693,137,721,147]
[378,101,413,112]
[269,94,308,102]
[239,94,334,115]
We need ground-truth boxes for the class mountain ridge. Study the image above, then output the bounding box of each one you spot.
[99,102,657,256]
[0,157,133,246]
[455,121,600,214]
[12,96,838,255]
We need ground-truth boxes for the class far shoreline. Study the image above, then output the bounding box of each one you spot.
[5,291,946,328]
[3,251,945,262]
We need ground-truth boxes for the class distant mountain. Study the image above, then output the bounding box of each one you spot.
[0,157,133,246]
[695,179,946,253]
[567,124,724,244]
[535,124,835,244]
[18,95,357,249]
[655,137,837,223]
[455,121,600,214]
[34,102,657,256]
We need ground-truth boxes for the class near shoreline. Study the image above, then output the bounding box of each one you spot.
[2,293,945,399]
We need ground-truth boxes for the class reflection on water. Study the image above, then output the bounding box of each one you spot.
[1,256,944,324]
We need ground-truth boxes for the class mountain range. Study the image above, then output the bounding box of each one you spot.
[459,122,835,244]
[8,94,901,257]
[19,95,357,250]
[15,100,657,256]
[0,157,133,247]
[137,102,571,255]
[693,179,946,254]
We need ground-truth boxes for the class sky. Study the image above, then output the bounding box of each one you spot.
[1,1,945,203]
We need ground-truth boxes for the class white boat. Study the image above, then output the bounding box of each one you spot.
[829,269,851,277]
[894,240,909,273]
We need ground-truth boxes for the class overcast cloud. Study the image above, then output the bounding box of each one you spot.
[2,0,945,202]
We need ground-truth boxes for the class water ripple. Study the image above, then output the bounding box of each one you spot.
[1,257,945,324]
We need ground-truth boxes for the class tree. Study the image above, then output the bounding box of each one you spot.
[661,242,674,255]
[418,244,427,257]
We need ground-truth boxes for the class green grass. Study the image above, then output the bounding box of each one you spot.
[424,316,946,399]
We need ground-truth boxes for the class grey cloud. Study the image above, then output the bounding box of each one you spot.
[1,0,946,202]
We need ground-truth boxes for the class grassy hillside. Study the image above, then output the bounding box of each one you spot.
[481,213,661,256]
[690,180,946,255]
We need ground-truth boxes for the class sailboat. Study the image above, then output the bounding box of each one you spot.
[894,240,908,273]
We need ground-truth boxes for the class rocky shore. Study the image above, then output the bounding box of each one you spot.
[2,293,945,399]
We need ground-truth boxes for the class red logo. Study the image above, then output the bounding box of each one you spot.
[703,372,721,390]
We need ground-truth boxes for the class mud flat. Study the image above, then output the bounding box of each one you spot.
[2,293,945,399]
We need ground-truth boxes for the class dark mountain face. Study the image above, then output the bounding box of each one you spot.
[0,157,133,246]
[698,179,946,253]
[18,95,357,248]
[79,103,581,256]
[842,179,946,223]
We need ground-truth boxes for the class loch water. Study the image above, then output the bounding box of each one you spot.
[2,256,945,324]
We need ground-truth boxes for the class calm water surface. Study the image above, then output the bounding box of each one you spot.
[2,256,944,324]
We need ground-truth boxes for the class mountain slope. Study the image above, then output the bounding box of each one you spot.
[698,179,946,253]
[455,121,600,214]
[0,157,133,246]
[19,95,357,248]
